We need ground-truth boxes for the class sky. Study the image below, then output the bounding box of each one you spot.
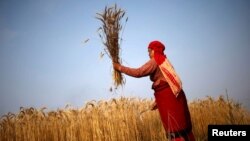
[0,0,249,116]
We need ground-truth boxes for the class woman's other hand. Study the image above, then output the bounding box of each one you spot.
[151,101,158,111]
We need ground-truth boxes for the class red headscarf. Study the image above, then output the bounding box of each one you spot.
[148,40,166,65]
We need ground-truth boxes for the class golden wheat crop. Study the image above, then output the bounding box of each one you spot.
[0,95,249,141]
[189,95,250,140]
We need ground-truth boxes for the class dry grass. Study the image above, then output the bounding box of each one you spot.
[0,95,249,141]
[96,4,127,88]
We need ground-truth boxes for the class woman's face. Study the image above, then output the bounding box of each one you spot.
[148,48,154,59]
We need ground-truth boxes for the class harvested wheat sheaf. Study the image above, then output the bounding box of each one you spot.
[96,4,127,88]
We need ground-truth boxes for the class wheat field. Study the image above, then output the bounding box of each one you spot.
[0,95,250,141]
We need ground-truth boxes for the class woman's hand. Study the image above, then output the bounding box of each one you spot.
[113,62,121,71]
[150,101,158,111]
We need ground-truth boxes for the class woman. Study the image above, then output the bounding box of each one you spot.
[113,41,195,141]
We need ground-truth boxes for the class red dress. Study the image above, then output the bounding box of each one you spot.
[120,58,195,141]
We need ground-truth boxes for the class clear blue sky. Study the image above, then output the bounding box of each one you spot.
[0,0,249,116]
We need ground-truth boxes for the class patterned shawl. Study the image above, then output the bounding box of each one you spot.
[148,41,182,97]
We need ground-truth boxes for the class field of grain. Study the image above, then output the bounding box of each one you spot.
[0,95,250,141]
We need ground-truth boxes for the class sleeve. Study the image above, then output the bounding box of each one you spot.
[120,58,158,78]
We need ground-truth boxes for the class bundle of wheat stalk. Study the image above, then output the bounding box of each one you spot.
[96,4,127,88]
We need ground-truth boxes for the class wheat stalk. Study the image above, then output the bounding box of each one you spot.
[96,4,127,88]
